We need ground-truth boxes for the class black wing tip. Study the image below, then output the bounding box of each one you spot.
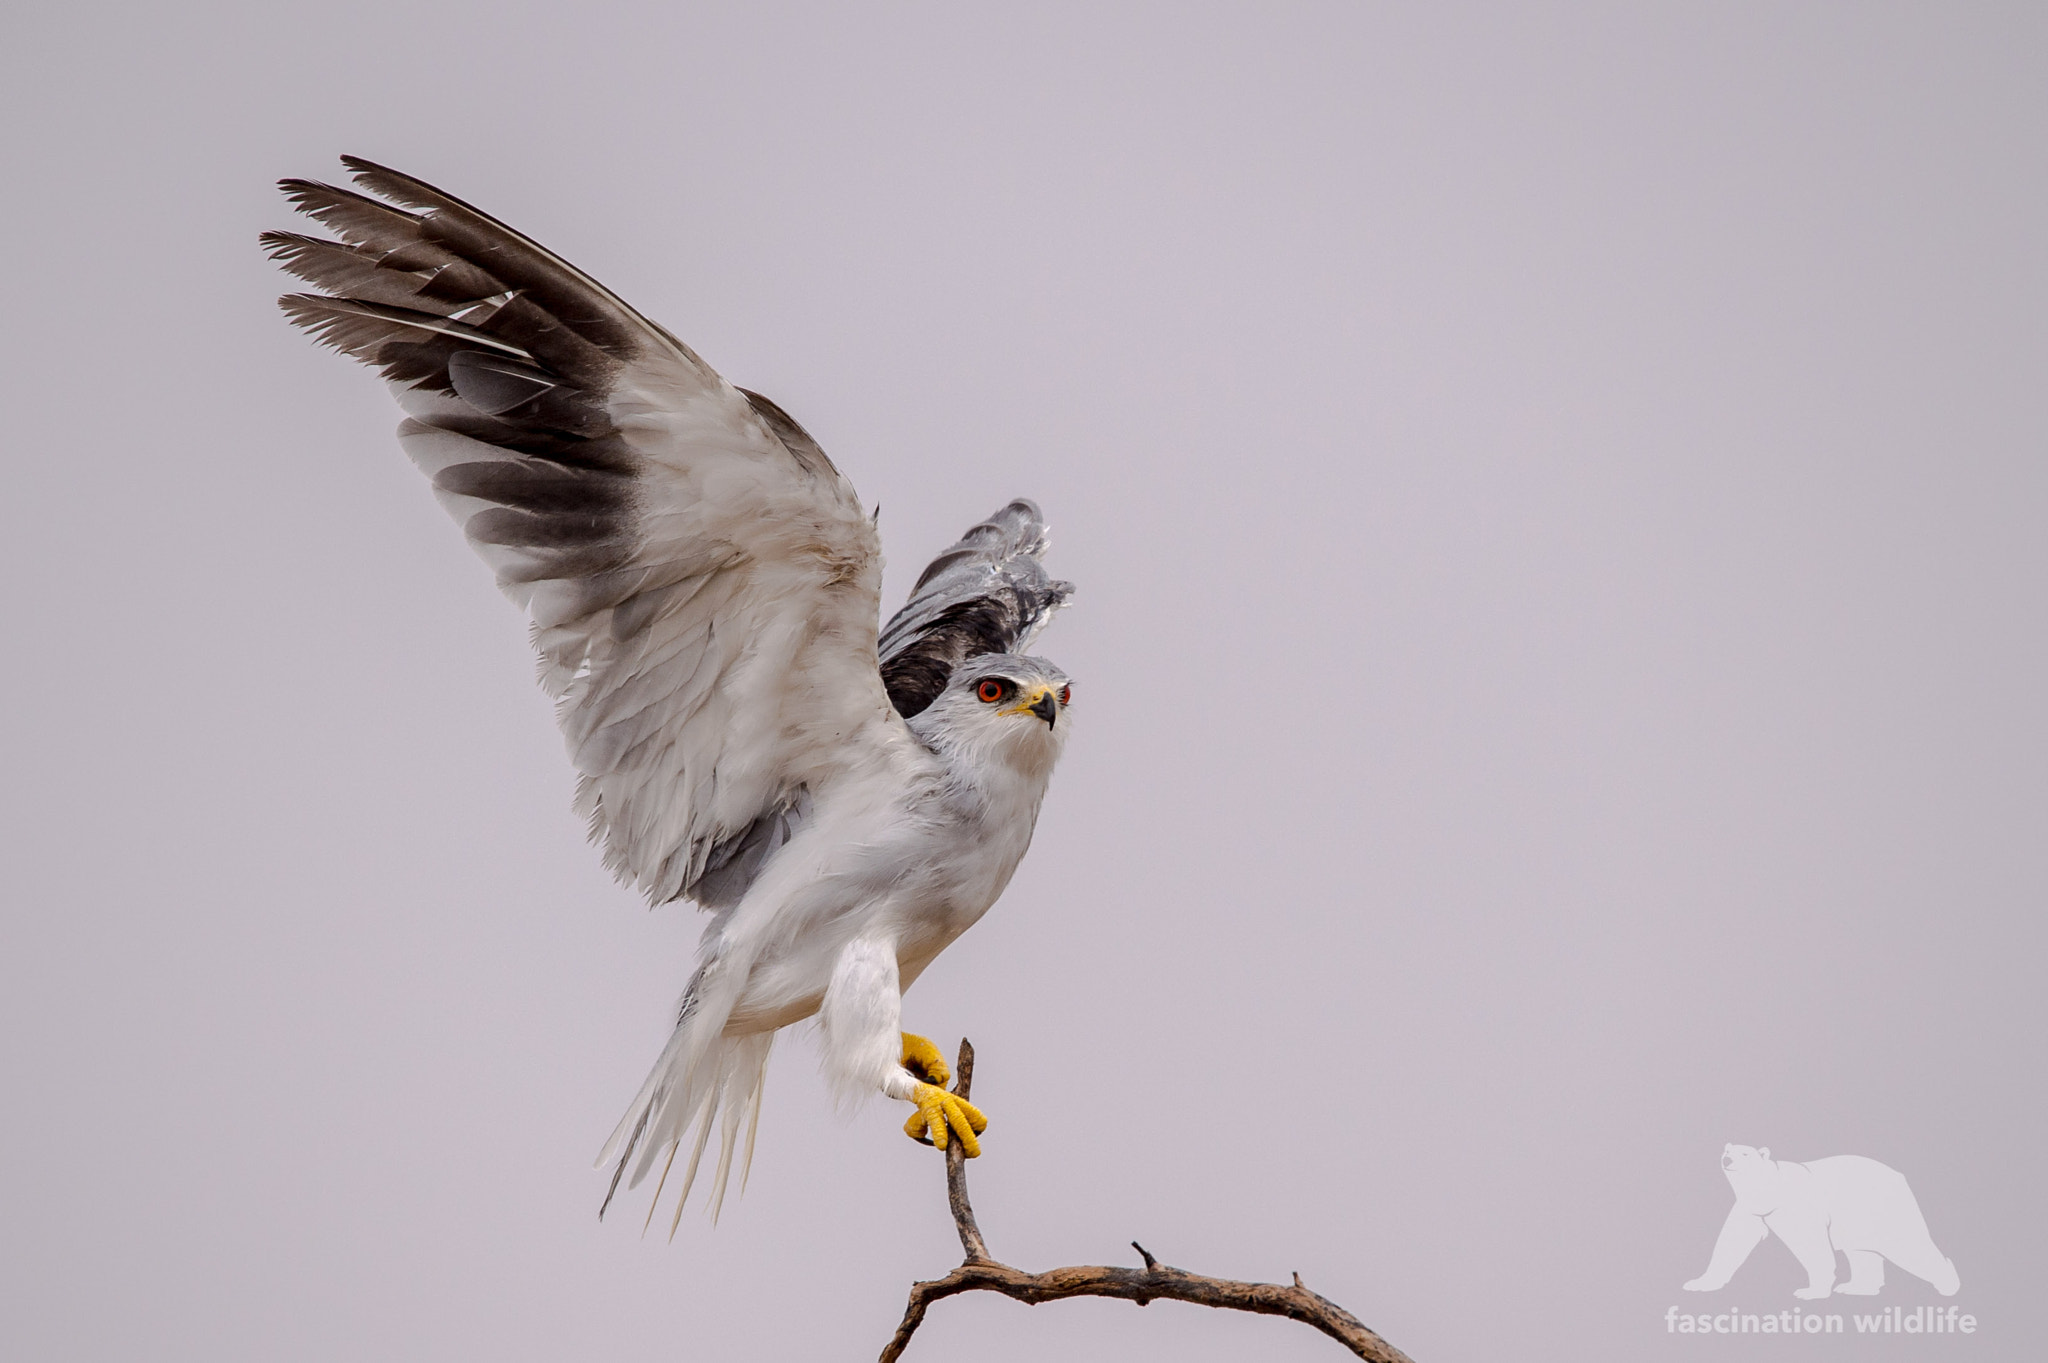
[257,228,322,257]
[275,175,338,200]
[340,154,499,223]
[273,291,363,339]
[273,175,426,237]
[338,154,412,195]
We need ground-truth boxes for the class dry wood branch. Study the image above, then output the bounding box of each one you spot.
[879,1040,1417,1363]
[942,1041,990,1264]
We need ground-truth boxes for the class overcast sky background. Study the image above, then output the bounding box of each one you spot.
[4,4,2043,1361]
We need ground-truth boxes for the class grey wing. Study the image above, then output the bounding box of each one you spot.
[878,499,1074,718]
[268,157,897,906]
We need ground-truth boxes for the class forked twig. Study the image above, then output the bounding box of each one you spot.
[878,1040,1417,1363]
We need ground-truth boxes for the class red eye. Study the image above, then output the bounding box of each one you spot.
[1058,685,1071,705]
[977,679,1007,704]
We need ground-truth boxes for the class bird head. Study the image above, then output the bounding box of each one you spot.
[909,653,1073,779]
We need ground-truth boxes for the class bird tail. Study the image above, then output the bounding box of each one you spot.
[594,1002,774,1232]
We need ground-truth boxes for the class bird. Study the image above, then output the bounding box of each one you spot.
[264,157,1076,1231]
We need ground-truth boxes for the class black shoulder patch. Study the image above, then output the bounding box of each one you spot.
[880,595,1027,718]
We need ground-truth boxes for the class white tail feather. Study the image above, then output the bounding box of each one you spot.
[597,1006,775,1228]
[666,1102,718,1240]
[641,1137,682,1236]
[708,1032,773,1224]
[739,1062,767,1196]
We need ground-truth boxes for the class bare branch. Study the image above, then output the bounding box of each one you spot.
[944,1040,990,1263]
[879,1041,1417,1363]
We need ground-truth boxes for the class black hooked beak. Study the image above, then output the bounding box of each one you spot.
[1029,691,1058,728]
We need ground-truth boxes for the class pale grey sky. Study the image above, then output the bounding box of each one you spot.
[3,4,2042,1360]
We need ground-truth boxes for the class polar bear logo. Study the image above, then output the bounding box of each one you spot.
[1683,1144,1959,1300]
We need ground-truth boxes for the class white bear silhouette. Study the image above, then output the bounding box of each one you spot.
[1683,1144,1959,1300]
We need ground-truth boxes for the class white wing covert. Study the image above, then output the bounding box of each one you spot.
[268,157,892,906]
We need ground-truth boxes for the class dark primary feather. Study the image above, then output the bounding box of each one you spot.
[339,155,644,357]
[879,499,1074,717]
[269,156,872,911]
[269,160,693,604]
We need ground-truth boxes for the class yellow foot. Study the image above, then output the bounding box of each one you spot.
[900,1032,950,1088]
[903,1081,987,1157]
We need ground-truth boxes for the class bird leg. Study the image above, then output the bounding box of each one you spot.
[900,1031,986,1155]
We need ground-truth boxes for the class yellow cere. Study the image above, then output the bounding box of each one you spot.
[1001,685,1056,717]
